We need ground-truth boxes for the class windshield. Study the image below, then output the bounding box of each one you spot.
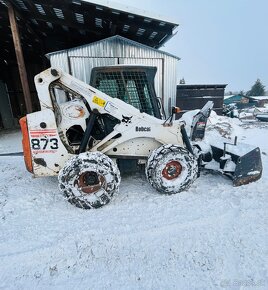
[93,70,155,116]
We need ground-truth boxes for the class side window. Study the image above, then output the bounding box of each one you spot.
[52,85,70,104]
[49,83,82,125]
[50,83,80,105]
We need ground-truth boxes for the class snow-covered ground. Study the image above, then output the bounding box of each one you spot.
[0,117,267,290]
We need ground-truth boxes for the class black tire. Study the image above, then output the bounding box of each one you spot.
[58,152,120,209]
[145,144,198,194]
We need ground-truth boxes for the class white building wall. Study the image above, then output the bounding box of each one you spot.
[47,36,179,115]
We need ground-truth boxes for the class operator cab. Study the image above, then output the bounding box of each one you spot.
[48,65,164,152]
[90,65,163,119]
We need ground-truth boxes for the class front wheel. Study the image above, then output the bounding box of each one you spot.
[145,144,198,194]
[58,152,121,209]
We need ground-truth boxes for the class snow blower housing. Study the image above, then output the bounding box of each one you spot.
[188,102,262,186]
[20,67,262,209]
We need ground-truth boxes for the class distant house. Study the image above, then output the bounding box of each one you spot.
[224,94,268,108]
[248,96,268,107]
[224,95,249,105]
[224,95,257,108]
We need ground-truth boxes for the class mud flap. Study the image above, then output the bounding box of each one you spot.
[233,147,262,186]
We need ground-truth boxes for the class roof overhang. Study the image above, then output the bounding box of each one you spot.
[0,0,178,64]
[177,84,227,89]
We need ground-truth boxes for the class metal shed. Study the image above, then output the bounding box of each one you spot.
[176,84,227,117]
[46,35,180,114]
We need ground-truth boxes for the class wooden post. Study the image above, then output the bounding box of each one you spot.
[8,2,33,113]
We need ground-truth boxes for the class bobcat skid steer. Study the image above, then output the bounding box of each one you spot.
[20,67,262,209]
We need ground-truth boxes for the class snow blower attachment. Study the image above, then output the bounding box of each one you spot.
[19,67,263,210]
[208,138,262,186]
[188,102,262,186]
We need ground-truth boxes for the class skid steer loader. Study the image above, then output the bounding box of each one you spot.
[20,66,262,209]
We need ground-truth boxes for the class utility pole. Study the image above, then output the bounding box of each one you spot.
[8,2,33,113]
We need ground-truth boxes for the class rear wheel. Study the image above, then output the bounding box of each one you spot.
[145,144,198,194]
[58,152,120,209]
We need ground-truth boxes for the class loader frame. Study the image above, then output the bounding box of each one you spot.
[21,67,262,188]
[24,68,185,177]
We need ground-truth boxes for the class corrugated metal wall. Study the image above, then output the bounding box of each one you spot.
[48,51,69,73]
[47,37,179,114]
[69,57,118,84]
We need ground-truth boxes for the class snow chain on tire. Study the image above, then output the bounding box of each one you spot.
[145,144,198,194]
[58,152,121,209]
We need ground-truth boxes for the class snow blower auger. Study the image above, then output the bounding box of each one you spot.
[19,67,262,209]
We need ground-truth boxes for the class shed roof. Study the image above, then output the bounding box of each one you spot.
[46,35,181,60]
[84,0,177,24]
[177,84,227,89]
[0,0,178,64]
[248,96,268,100]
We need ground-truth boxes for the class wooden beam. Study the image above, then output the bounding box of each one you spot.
[7,2,33,113]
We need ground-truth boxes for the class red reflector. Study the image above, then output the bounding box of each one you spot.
[19,117,33,173]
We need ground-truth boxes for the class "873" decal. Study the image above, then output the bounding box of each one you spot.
[31,138,59,150]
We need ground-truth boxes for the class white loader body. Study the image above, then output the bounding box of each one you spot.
[20,67,262,209]
[26,68,184,177]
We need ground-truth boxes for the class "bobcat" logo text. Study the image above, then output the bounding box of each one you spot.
[135,126,151,132]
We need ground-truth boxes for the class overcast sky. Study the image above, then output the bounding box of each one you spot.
[114,0,268,92]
